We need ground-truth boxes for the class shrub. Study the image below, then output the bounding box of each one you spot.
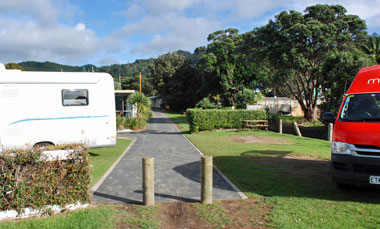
[235,89,262,109]
[195,97,216,109]
[0,145,90,212]
[186,109,269,133]
[116,115,125,129]
[128,92,152,120]
[124,117,147,130]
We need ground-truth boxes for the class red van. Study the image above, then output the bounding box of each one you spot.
[332,65,380,187]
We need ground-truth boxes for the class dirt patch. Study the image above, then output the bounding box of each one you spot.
[229,135,291,145]
[158,201,206,229]
[256,155,331,177]
[116,199,271,229]
[158,199,271,229]
[217,199,271,228]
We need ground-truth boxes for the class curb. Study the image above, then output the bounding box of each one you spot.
[164,112,248,200]
[117,128,146,134]
[90,137,137,193]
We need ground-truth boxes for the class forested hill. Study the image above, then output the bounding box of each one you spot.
[18,59,154,77]
[17,49,197,78]
[15,50,198,97]
[97,59,154,77]
[19,61,90,72]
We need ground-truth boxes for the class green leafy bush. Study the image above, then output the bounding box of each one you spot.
[195,97,216,109]
[116,115,125,129]
[128,92,152,120]
[186,109,269,133]
[124,117,147,130]
[0,145,90,212]
[235,89,263,109]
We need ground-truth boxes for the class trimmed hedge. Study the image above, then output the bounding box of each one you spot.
[0,144,90,212]
[186,109,270,133]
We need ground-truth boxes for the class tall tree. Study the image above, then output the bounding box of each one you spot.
[361,35,380,64]
[252,4,367,120]
[196,28,258,106]
[150,52,202,110]
[321,50,374,113]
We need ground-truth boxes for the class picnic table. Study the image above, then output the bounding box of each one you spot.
[243,120,269,131]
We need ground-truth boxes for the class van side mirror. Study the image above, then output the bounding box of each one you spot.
[322,112,336,123]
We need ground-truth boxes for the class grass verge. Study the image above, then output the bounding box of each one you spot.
[167,111,380,228]
[121,205,161,228]
[164,110,190,133]
[0,205,123,229]
[193,202,232,228]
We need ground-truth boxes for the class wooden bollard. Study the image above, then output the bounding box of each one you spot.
[201,156,213,204]
[279,120,283,134]
[328,123,333,142]
[293,122,302,137]
[143,157,154,206]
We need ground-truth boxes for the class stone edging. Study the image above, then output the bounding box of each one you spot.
[0,201,89,221]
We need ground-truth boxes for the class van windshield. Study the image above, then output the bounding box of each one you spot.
[340,93,380,122]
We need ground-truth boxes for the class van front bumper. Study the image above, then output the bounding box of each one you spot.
[331,154,380,187]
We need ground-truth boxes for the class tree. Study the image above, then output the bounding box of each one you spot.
[128,92,152,120]
[5,63,24,70]
[121,75,155,96]
[235,89,262,109]
[196,28,258,106]
[252,4,367,120]
[361,35,380,64]
[321,50,374,113]
[150,52,202,110]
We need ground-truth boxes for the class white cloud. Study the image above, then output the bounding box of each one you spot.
[120,0,284,58]
[131,17,220,55]
[0,0,124,65]
[0,19,99,63]
[201,0,288,21]
[123,13,220,56]
[128,0,198,15]
[121,4,146,18]
[75,23,86,31]
[0,0,59,25]
[97,56,120,65]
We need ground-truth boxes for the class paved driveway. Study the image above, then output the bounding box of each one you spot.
[92,110,243,203]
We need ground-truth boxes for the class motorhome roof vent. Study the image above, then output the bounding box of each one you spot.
[0,63,5,71]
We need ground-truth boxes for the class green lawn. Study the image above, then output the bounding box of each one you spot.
[166,111,380,228]
[1,139,133,228]
[165,110,190,133]
[0,204,161,229]
[0,205,122,229]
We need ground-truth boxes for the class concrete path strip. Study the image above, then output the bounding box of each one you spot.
[90,137,136,194]
[92,110,245,204]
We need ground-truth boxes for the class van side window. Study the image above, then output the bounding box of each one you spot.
[62,89,88,106]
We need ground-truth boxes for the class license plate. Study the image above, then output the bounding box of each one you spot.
[369,176,380,184]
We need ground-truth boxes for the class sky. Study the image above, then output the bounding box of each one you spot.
[0,0,379,66]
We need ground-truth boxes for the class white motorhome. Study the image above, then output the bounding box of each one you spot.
[0,64,116,152]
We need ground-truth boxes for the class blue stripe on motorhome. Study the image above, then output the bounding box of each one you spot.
[9,115,109,125]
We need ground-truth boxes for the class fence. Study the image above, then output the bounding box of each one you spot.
[269,121,330,140]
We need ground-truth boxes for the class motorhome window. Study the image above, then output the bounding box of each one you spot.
[62,89,88,106]
[339,93,380,122]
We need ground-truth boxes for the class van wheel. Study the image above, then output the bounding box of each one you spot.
[34,142,54,149]
[336,182,354,189]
